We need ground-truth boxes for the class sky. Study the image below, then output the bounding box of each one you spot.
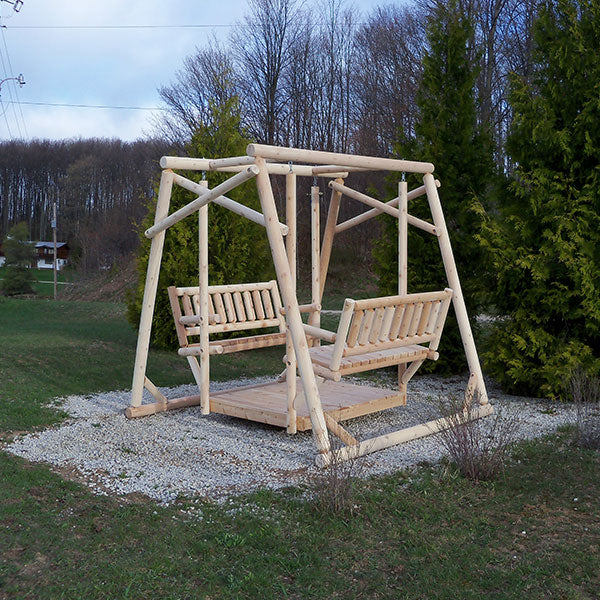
[0,0,385,142]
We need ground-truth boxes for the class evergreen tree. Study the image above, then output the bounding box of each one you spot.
[479,0,600,398]
[374,0,494,372]
[127,95,273,349]
[1,222,35,296]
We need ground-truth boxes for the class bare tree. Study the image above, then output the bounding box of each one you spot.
[156,43,239,147]
[231,0,300,144]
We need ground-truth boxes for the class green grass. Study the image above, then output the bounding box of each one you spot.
[1,434,598,599]
[0,268,70,298]
[1,298,599,599]
[0,298,284,432]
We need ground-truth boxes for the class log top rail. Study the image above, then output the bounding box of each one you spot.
[246,144,435,173]
[159,155,348,178]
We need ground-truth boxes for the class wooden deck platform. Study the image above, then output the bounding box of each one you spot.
[210,379,405,431]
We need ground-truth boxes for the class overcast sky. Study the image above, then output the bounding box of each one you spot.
[0,0,385,142]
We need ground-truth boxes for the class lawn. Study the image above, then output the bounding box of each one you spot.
[0,268,71,298]
[0,298,599,599]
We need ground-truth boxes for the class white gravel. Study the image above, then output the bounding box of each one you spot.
[4,374,575,504]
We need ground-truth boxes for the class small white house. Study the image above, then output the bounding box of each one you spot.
[34,242,69,270]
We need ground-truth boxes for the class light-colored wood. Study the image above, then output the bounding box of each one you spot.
[346,309,363,347]
[302,323,337,343]
[329,180,400,219]
[279,302,321,315]
[246,144,435,174]
[398,181,408,296]
[286,171,297,434]
[208,156,256,169]
[176,281,276,295]
[254,156,330,454]
[172,172,289,236]
[329,299,355,372]
[334,180,440,234]
[198,179,210,414]
[309,184,321,334]
[353,289,452,311]
[311,344,429,372]
[343,334,436,357]
[424,173,488,404]
[358,309,376,345]
[178,344,224,356]
[324,413,359,446]
[312,165,369,174]
[131,170,174,408]
[168,285,190,347]
[145,167,259,238]
[125,393,203,418]
[144,376,167,405]
[316,403,495,466]
[319,179,342,299]
[159,155,348,178]
[400,359,425,384]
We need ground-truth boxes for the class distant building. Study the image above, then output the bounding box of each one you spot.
[34,242,70,270]
[0,241,70,270]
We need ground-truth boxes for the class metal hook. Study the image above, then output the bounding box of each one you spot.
[288,161,293,173]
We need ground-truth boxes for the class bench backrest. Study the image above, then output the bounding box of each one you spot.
[168,280,286,347]
[329,289,453,370]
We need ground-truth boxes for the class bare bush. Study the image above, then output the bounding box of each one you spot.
[312,439,364,514]
[432,393,520,481]
[570,370,600,450]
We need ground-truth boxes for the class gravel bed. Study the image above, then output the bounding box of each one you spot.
[5,375,575,504]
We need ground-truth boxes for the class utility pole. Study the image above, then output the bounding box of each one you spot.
[52,200,57,300]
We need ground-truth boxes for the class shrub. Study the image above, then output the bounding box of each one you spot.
[1,222,35,296]
[479,0,600,398]
[570,370,600,450]
[432,393,519,481]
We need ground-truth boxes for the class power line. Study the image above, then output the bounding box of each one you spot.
[0,26,27,137]
[5,23,232,29]
[7,99,167,111]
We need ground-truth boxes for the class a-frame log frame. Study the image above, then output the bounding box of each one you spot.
[126,144,492,466]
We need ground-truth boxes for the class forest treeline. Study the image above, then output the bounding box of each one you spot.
[0,0,537,270]
[0,138,170,270]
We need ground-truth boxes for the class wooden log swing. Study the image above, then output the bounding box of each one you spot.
[127,144,493,466]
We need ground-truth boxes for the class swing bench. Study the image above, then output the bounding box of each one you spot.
[168,280,288,357]
[305,289,453,381]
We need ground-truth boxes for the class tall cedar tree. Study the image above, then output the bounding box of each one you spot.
[127,97,272,349]
[374,0,494,372]
[1,222,36,296]
[479,0,600,398]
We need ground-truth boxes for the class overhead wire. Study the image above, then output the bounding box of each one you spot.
[0,23,27,137]
[5,23,232,29]
[5,99,167,111]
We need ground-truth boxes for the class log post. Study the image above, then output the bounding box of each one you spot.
[198,179,210,414]
[398,180,408,400]
[309,183,321,333]
[254,157,330,455]
[131,169,174,407]
[423,173,489,404]
[285,171,297,434]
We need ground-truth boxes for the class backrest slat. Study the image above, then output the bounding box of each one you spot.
[358,309,375,345]
[346,309,363,348]
[252,290,265,320]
